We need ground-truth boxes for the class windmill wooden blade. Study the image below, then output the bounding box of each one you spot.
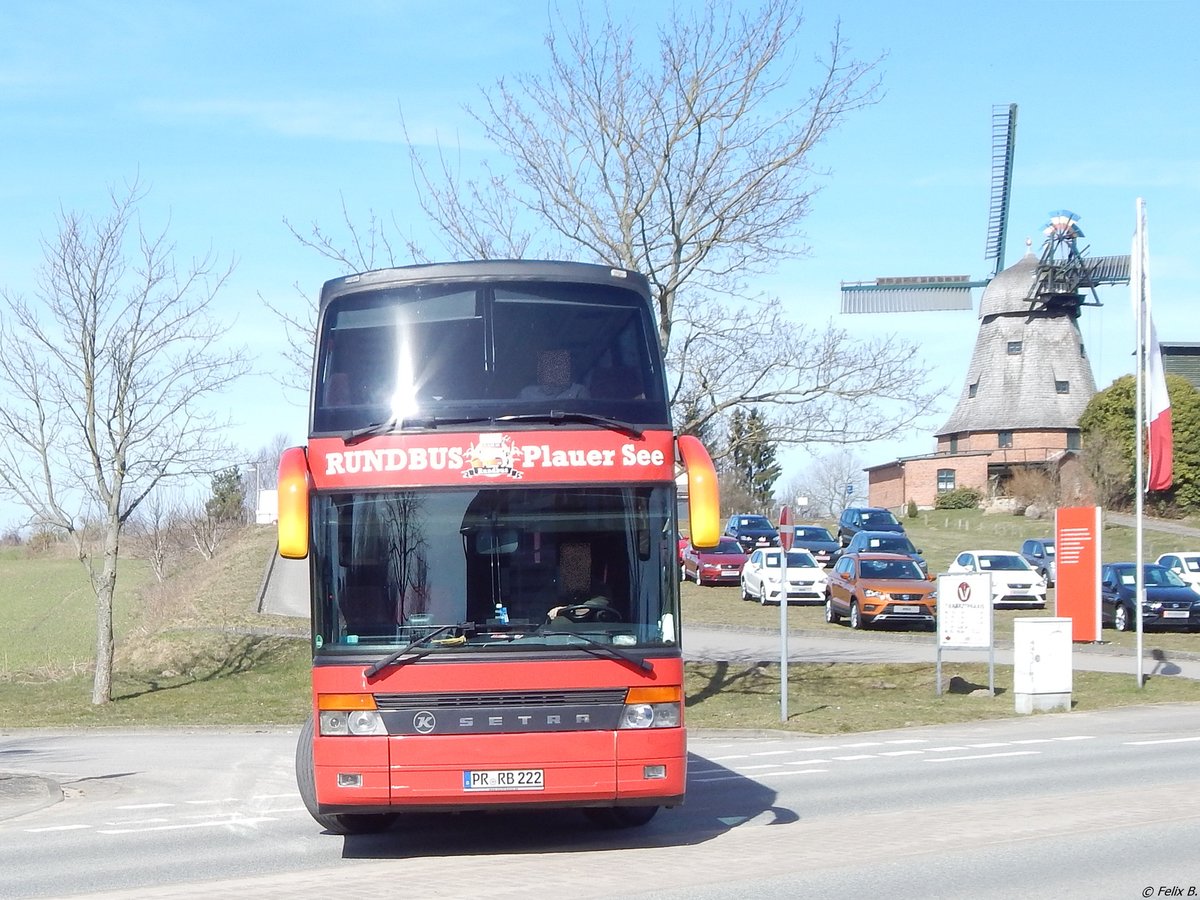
[840,276,983,313]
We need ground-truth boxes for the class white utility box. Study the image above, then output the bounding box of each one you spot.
[1013,617,1072,714]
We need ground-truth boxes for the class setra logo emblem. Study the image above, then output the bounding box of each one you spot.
[413,711,437,734]
[462,434,524,480]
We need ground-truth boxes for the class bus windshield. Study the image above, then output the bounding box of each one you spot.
[311,484,679,653]
[312,279,668,434]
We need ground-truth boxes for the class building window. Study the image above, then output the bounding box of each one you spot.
[949,434,959,453]
[1080,343,1087,358]
[968,382,978,398]
[1055,380,1070,394]
[937,469,956,492]
[1067,430,1081,451]
[1007,341,1023,355]
[998,431,1013,449]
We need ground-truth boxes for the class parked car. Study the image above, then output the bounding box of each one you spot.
[1155,552,1200,595]
[790,525,840,567]
[676,532,689,564]
[680,538,749,587]
[724,514,780,552]
[946,550,1047,608]
[1020,538,1056,586]
[1100,562,1200,632]
[740,548,828,606]
[836,506,905,546]
[835,530,928,573]
[824,552,937,630]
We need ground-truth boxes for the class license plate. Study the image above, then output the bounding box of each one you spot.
[463,769,544,791]
[1162,609,1190,619]
[892,604,920,614]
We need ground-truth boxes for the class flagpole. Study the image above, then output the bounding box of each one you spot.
[1133,198,1146,687]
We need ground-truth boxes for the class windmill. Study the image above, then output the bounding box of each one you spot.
[840,104,1132,503]
[839,104,1130,316]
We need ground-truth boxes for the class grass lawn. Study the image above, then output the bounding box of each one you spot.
[0,510,1197,734]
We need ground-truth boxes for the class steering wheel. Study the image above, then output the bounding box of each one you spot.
[555,603,622,624]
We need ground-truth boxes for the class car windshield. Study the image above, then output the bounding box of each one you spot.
[978,554,1031,571]
[737,516,773,529]
[860,558,924,580]
[1117,565,1188,588]
[861,510,900,527]
[709,539,745,555]
[765,550,818,568]
[795,527,834,542]
[864,536,914,553]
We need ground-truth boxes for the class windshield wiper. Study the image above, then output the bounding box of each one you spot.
[538,629,654,672]
[363,623,475,677]
[496,411,643,439]
[344,415,492,444]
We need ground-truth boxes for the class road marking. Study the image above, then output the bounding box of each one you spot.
[832,754,874,761]
[1124,735,1200,746]
[1010,738,1051,745]
[1054,735,1096,742]
[788,759,829,766]
[749,750,794,757]
[98,816,278,835]
[23,824,91,833]
[878,750,924,757]
[115,803,173,810]
[925,750,1040,763]
[966,742,1009,749]
[923,746,970,753]
[756,768,828,778]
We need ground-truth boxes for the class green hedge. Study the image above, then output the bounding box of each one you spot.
[934,487,983,509]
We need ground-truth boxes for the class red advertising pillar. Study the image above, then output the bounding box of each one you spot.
[1055,506,1102,642]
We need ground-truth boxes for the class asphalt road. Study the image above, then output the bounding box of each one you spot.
[3,706,1200,898]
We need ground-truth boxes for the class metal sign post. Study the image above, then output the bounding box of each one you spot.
[777,505,793,723]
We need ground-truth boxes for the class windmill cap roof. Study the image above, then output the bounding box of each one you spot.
[978,251,1039,318]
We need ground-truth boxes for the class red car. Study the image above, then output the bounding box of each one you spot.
[681,538,749,586]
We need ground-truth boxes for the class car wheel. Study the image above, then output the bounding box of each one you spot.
[1114,603,1131,632]
[679,563,687,583]
[694,566,703,586]
[825,596,841,624]
[740,580,751,601]
[850,600,863,630]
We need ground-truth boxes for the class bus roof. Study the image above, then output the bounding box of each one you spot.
[320,260,651,311]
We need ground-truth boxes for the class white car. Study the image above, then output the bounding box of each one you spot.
[740,547,827,606]
[1155,553,1200,595]
[946,550,1047,608]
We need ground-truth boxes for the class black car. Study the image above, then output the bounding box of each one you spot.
[723,514,780,552]
[791,525,840,567]
[836,506,905,547]
[835,530,927,573]
[1100,562,1200,632]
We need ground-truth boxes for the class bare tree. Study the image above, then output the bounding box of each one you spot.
[282,0,939,448]
[0,180,249,705]
[786,448,868,518]
[407,0,936,444]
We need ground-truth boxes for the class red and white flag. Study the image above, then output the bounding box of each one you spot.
[1134,199,1173,491]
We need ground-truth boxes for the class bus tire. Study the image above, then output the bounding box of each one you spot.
[295,716,397,835]
[584,805,659,828]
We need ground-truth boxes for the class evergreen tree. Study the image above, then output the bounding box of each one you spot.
[726,408,782,513]
[1078,373,1200,511]
[206,466,247,522]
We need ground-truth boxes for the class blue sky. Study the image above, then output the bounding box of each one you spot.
[1,0,1197,525]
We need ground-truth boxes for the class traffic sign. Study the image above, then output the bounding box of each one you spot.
[778,505,793,551]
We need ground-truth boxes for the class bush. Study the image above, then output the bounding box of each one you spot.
[906,499,918,518]
[935,487,982,510]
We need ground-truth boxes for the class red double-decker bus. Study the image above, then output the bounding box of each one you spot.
[279,260,719,834]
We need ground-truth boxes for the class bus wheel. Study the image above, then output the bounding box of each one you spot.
[295,716,397,835]
[584,805,659,828]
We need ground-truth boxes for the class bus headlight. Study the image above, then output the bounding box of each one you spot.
[319,709,386,736]
[620,702,681,729]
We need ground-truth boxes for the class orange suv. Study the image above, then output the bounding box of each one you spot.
[825,552,937,630]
